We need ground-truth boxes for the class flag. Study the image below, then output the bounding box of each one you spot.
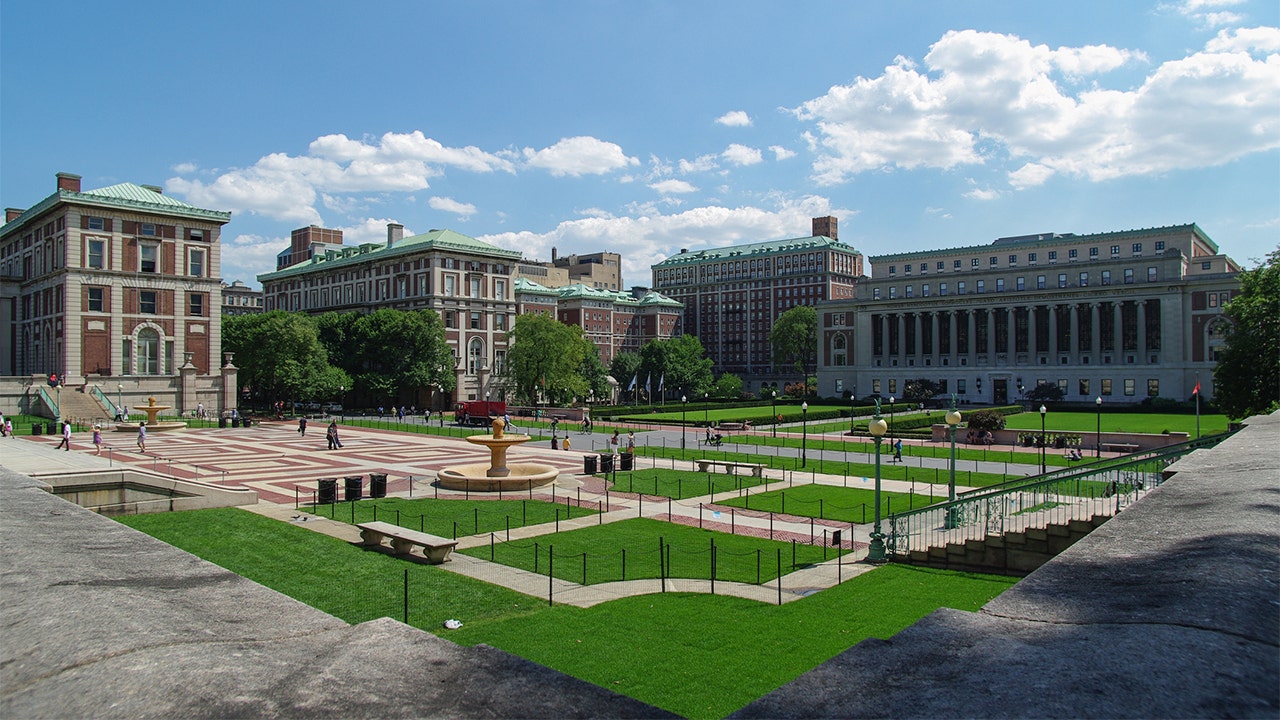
[627,374,637,391]
[1192,380,1201,396]
[657,373,664,393]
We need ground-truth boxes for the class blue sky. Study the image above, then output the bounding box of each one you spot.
[2,0,1277,289]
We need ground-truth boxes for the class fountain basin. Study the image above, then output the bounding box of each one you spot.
[437,462,559,492]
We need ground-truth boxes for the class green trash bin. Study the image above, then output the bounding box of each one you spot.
[583,455,597,474]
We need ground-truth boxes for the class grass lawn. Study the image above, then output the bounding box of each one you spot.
[300,496,597,538]
[1002,410,1228,435]
[118,507,1016,719]
[715,482,944,522]
[459,517,848,585]
[605,467,773,499]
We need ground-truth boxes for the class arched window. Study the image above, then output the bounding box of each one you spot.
[833,334,848,366]
[468,337,485,375]
[137,328,160,375]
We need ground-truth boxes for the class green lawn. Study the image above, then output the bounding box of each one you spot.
[715,482,943,522]
[301,496,597,538]
[1002,410,1228,435]
[118,507,1016,719]
[606,467,773,499]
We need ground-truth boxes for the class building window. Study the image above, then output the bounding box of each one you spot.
[140,223,158,237]
[872,379,881,394]
[919,263,927,273]
[1079,379,1090,396]
[87,287,104,312]
[939,282,947,296]
[888,265,897,276]
[976,280,985,293]
[1037,275,1046,289]
[1048,251,1057,262]
[905,285,914,298]
[1124,379,1136,396]
[1111,245,1120,257]
[1155,241,1165,251]
[140,291,158,314]
[1101,378,1112,396]
[936,261,944,270]
[957,281,966,295]
[87,239,105,269]
[467,337,484,375]
[189,229,205,242]
[140,243,158,273]
[189,248,205,277]
[989,256,998,266]
[922,284,930,297]
[889,287,897,299]
[444,310,456,328]
[190,294,204,317]
[87,216,106,230]
[953,260,962,269]
[122,339,132,374]
[1147,266,1157,282]
[495,279,506,299]
[904,265,912,275]
[873,287,881,300]
[1202,261,1212,270]
[971,258,980,268]
[1058,273,1067,288]
[1147,379,1159,397]
[470,312,481,329]
[1101,270,1111,285]
[470,277,482,298]
[137,328,160,375]
[1090,247,1099,258]
[1123,268,1134,284]
[1010,254,1019,266]
[445,276,456,296]
[1069,248,1078,259]
[1028,253,1037,264]
[495,313,507,331]
[996,278,1005,292]
[1132,243,1142,255]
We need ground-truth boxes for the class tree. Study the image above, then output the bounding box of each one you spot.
[1214,248,1280,419]
[505,314,596,405]
[317,309,456,403]
[903,378,942,404]
[712,372,744,400]
[638,335,714,401]
[610,351,642,399]
[770,305,817,386]
[1025,382,1066,403]
[222,311,351,405]
[966,409,1007,434]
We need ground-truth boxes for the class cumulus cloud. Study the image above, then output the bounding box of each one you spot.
[679,154,719,174]
[650,179,698,194]
[479,195,849,281]
[1206,26,1280,53]
[428,196,477,218]
[722,144,764,166]
[716,110,753,127]
[166,130,514,223]
[521,136,639,176]
[1169,0,1245,27]
[963,187,1002,201]
[770,145,797,160]
[790,28,1280,188]
[221,233,291,287]
[172,162,198,174]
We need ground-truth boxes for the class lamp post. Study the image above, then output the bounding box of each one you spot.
[681,395,688,450]
[945,395,962,529]
[867,405,889,564]
[849,394,856,435]
[704,392,709,428]
[888,395,895,442]
[1039,404,1048,474]
[340,385,345,422]
[117,383,123,420]
[771,389,777,438]
[800,401,809,468]
[1095,396,1102,458]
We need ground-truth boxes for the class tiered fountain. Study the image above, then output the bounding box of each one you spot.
[116,397,187,432]
[437,417,558,491]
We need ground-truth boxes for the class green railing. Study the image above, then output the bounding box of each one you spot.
[34,385,58,418]
[886,431,1233,557]
[88,385,119,417]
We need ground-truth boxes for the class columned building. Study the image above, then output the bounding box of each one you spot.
[816,224,1240,405]
[651,216,863,390]
[514,278,683,366]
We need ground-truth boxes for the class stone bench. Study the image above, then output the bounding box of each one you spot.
[694,459,765,477]
[717,422,748,431]
[1102,442,1140,453]
[356,521,458,564]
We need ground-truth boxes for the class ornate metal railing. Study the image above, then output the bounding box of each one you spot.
[886,431,1233,557]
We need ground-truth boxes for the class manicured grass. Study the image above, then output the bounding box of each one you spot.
[460,517,848,585]
[1002,410,1228,435]
[605,467,773,499]
[301,496,596,538]
[715,482,943,522]
[118,507,1016,719]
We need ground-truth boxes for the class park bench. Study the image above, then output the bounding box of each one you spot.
[717,421,748,431]
[356,521,458,564]
[1102,442,1140,453]
[694,459,766,477]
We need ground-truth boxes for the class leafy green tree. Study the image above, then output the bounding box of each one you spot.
[966,409,1007,434]
[343,309,456,403]
[505,314,596,405]
[770,305,817,385]
[223,311,351,405]
[1025,382,1066,403]
[579,345,611,402]
[638,335,714,400]
[610,351,642,398]
[1214,248,1280,419]
[712,372,744,399]
[903,378,942,404]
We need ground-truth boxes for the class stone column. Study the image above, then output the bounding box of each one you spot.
[897,313,907,363]
[949,310,959,361]
[1028,305,1038,357]
[968,309,977,358]
[1136,300,1147,359]
[1006,307,1017,358]
[880,314,890,364]
[1048,305,1059,358]
[986,308,997,357]
[1092,303,1102,356]
[220,352,238,415]
[914,313,923,357]
[1070,305,1081,359]
[1113,302,1124,357]
[179,352,197,414]
[930,312,940,359]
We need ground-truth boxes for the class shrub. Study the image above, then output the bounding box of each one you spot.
[966,409,1007,433]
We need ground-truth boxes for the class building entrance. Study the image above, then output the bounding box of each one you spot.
[993,378,1008,405]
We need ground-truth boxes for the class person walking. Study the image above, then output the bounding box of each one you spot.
[326,421,343,450]
[4,418,12,438]
[136,422,147,453]
[298,416,308,436]
[893,438,902,463]
[92,423,103,454]
[562,435,571,451]
[55,421,72,451]
[610,429,620,451]
[626,430,636,453]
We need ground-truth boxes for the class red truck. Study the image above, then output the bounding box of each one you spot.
[455,400,507,427]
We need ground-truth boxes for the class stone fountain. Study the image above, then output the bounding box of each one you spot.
[116,396,187,432]
[436,417,558,492]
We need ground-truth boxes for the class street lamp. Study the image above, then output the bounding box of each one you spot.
[867,405,889,564]
[888,395,896,442]
[117,383,123,420]
[1095,396,1102,458]
[945,396,962,529]
[704,392,709,428]
[1039,404,1048,474]
[681,395,688,450]
[801,401,809,468]
[771,389,778,438]
[340,385,345,422]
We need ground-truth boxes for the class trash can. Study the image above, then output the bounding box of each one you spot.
[600,453,614,473]
[583,454,598,474]
[344,475,363,502]
[369,473,388,499]
[317,478,337,504]
[231,417,240,428]
[620,452,634,471]
[46,422,58,435]
[31,423,42,436]
[218,417,227,428]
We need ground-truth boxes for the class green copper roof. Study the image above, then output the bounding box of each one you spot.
[514,277,558,295]
[82,183,210,210]
[2,181,231,240]
[636,289,683,308]
[868,223,1215,263]
[258,228,521,282]
[652,234,858,268]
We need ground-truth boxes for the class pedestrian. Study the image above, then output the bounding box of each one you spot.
[92,423,103,454]
[626,430,635,452]
[398,406,405,422]
[0,413,6,438]
[424,408,432,424]
[503,413,518,432]
[298,416,308,436]
[4,418,12,437]
[327,421,343,449]
[562,435,571,451]
[893,438,902,462]
[551,417,559,435]
[55,421,71,451]
[611,429,620,450]
[197,402,205,420]
[136,422,147,453]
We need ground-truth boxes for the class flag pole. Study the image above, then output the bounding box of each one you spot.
[1195,374,1201,439]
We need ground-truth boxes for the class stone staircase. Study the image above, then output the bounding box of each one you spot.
[56,385,113,423]
[898,515,1111,576]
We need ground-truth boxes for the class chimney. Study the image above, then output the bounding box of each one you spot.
[812,216,838,241]
[6,208,25,223]
[387,222,404,247]
[141,184,163,194]
[56,172,82,193]
[551,246,558,262]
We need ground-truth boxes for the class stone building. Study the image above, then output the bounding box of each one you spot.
[221,280,264,316]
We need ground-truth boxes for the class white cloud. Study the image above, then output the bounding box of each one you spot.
[220,233,290,287]
[716,110,753,127]
[428,196,477,218]
[479,195,848,281]
[964,186,1002,201]
[722,144,764,166]
[790,28,1280,188]
[1169,0,1245,27]
[172,162,198,174]
[1206,26,1280,53]
[650,179,698,195]
[679,154,719,174]
[522,136,639,176]
[1008,162,1055,189]
[770,145,797,160]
